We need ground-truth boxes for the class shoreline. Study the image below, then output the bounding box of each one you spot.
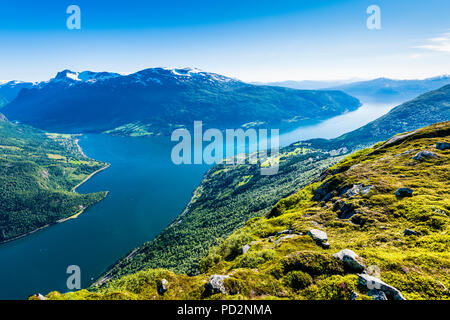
[0,137,111,245]
[71,163,111,193]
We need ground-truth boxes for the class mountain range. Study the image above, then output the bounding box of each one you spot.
[0,81,34,104]
[263,75,450,104]
[1,68,360,136]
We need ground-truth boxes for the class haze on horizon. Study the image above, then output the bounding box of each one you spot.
[0,0,449,83]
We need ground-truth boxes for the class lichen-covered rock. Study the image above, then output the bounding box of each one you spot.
[241,244,250,254]
[332,249,365,272]
[308,229,329,248]
[413,150,438,160]
[333,199,356,219]
[274,234,296,245]
[358,273,406,300]
[395,187,413,197]
[343,184,374,197]
[207,275,229,295]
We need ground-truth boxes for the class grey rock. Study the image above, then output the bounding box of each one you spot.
[276,229,291,236]
[207,275,229,295]
[274,234,296,245]
[404,228,417,236]
[333,199,356,219]
[380,131,418,149]
[358,273,406,300]
[350,291,359,300]
[34,293,47,300]
[333,249,366,272]
[368,289,388,300]
[241,244,250,254]
[158,278,168,294]
[413,150,438,160]
[395,188,413,197]
[308,229,329,248]
[436,142,450,150]
[344,184,374,197]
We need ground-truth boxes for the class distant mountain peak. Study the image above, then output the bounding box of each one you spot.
[52,70,121,84]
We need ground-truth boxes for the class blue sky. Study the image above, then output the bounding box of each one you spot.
[0,0,449,82]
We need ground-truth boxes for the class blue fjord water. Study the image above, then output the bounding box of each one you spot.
[0,103,394,299]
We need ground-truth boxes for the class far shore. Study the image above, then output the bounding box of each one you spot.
[0,137,111,245]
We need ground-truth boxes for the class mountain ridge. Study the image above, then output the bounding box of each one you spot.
[2,67,361,136]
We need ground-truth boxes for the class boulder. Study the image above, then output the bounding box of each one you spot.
[207,275,229,295]
[436,142,450,150]
[333,199,356,219]
[413,150,438,160]
[34,293,47,300]
[343,184,374,197]
[358,273,406,300]
[395,188,413,197]
[308,229,329,248]
[274,234,296,245]
[333,249,365,272]
[368,289,388,300]
[158,278,168,294]
[241,244,250,254]
[404,228,417,236]
[380,131,418,149]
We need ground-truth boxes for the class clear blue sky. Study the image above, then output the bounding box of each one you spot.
[0,0,449,82]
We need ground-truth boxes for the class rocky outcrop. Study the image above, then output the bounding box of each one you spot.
[368,289,388,300]
[333,249,365,272]
[207,275,229,295]
[358,273,406,300]
[395,188,413,197]
[0,113,7,122]
[404,228,417,236]
[308,229,329,248]
[274,234,297,246]
[333,199,356,219]
[158,279,168,294]
[343,184,374,197]
[413,150,438,160]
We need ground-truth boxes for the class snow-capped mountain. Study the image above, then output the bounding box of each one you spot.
[2,67,361,136]
[0,80,34,102]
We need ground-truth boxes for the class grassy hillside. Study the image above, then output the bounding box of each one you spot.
[316,84,450,150]
[0,119,108,242]
[41,122,450,300]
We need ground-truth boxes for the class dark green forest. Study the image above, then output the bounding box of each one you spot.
[0,118,108,242]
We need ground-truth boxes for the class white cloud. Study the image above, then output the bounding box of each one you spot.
[415,32,450,53]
